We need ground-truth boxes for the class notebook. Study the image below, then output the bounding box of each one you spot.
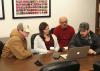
[60,46,90,61]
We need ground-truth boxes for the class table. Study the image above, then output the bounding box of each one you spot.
[0,54,100,71]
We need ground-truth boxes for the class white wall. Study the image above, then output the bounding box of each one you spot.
[0,0,96,38]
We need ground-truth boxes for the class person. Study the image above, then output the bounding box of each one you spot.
[34,22,60,54]
[53,17,75,51]
[0,41,4,57]
[1,23,32,59]
[69,22,100,55]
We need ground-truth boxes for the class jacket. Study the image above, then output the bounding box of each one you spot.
[34,34,60,54]
[69,31,100,54]
[1,29,32,59]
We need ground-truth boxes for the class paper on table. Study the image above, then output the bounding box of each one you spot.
[50,47,55,50]
[60,54,68,59]
[64,47,68,50]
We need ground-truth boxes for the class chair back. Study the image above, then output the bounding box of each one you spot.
[93,61,100,71]
[40,60,80,71]
[31,33,39,49]
[0,41,4,57]
[50,28,55,34]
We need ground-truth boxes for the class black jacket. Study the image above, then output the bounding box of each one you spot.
[69,31,100,54]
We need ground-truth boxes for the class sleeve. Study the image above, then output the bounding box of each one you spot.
[52,34,60,51]
[68,34,77,48]
[53,28,59,38]
[93,35,100,54]
[34,35,48,54]
[9,37,32,59]
[69,27,75,41]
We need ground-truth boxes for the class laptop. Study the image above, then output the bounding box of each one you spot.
[60,46,90,61]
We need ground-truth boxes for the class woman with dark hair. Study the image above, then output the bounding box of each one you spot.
[34,22,59,54]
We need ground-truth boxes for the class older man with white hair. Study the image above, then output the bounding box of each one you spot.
[53,17,75,52]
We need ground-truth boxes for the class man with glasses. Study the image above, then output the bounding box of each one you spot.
[53,17,75,52]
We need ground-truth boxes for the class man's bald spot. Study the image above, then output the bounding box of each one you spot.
[59,17,68,23]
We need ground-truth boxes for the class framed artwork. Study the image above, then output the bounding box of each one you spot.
[0,0,5,19]
[12,0,51,19]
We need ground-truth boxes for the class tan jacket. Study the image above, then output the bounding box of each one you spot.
[1,29,32,59]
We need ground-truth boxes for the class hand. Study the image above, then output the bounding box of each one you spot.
[64,47,68,50]
[88,49,96,55]
[62,47,68,52]
[48,50,55,54]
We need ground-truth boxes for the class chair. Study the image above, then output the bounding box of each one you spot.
[50,28,55,34]
[93,61,100,71]
[0,41,4,57]
[31,33,39,49]
[40,60,80,71]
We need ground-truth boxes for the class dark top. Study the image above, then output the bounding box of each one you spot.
[44,38,54,50]
[69,31,100,54]
[40,35,54,50]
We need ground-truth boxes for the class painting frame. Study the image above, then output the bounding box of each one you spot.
[0,0,5,19]
[12,0,51,19]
